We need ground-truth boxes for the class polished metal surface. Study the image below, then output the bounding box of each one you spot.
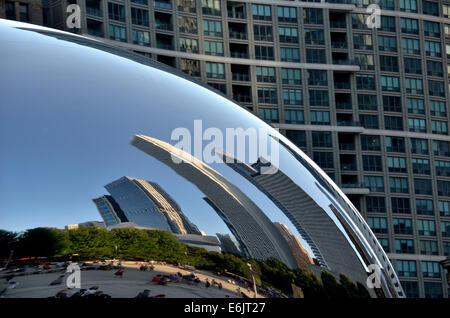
[0,19,404,297]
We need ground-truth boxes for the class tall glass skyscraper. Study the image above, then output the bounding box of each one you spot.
[4,0,449,298]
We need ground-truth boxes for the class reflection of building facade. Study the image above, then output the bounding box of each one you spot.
[65,221,106,230]
[130,134,298,269]
[216,233,243,257]
[100,176,201,235]
[92,195,129,227]
[273,222,313,273]
[0,0,43,25]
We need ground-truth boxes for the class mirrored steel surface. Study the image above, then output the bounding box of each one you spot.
[0,19,404,298]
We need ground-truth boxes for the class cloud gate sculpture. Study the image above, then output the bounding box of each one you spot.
[0,19,404,298]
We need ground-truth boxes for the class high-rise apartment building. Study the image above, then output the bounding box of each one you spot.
[4,0,449,298]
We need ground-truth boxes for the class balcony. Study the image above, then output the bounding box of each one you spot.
[341,183,370,195]
[233,85,252,103]
[229,22,247,40]
[154,0,172,10]
[86,7,102,18]
[230,43,249,59]
[227,2,246,19]
[229,31,247,40]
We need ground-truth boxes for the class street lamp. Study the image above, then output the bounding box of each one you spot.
[247,263,258,298]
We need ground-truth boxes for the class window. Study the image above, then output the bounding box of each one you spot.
[442,220,450,237]
[392,197,411,214]
[401,281,419,298]
[418,220,436,236]
[277,6,297,23]
[366,196,386,213]
[384,116,403,130]
[404,58,422,74]
[408,118,426,132]
[412,158,430,175]
[109,25,127,42]
[402,38,419,55]
[445,242,450,256]
[400,0,417,12]
[204,41,223,56]
[131,7,149,27]
[308,70,327,86]
[396,260,417,277]
[258,108,278,123]
[5,1,15,20]
[252,4,271,21]
[361,135,380,151]
[401,18,419,34]
[424,282,443,298]
[390,177,409,194]
[394,221,413,238]
[405,78,423,94]
[363,155,382,172]
[407,98,424,114]
[440,201,450,217]
[282,69,301,85]
[423,1,439,16]
[395,239,414,254]
[422,261,440,278]
[383,96,402,112]
[380,55,398,73]
[304,8,323,25]
[364,176,384,192]
[19,3,28,22]
[427,60,443,77]
[360,114,379,129]
[279,27,298,43]
[280,47,299,62]
[178,16,197,34]
[205,62,225,79]
[444,4,450,18]
[428,80,445,97]
[411,138,428,154]
[425,41,441,57]
[420,240,438,255]
[284,110,304,124]
[283,89,303,106]
[356,74,376,90]
[379,238,390,253]
[286,130,306,147]
[202,0,221,16]
[178,0,195,13]
[132,30,150,46]
[256,66,275,83]
[352,14,367,29]
[313,152,334,169]
[108,3,125,22]
[254,25,273,42]
[312,131,332,147]
[433,140,449,156]
[379,35,397,52]
[258,87,277,104]
[305,29,325,45]
[309,90,329,106]
[414,178,432,195]
[431,120,448,135]
[435,160,450,177]
[203,20,222,37]
[386,136,405,152]
[255,45,274,61]
[423,21,440,38]
[355,54,375,70]
[438,181,450,197]
[380,16,396,32]
[388,157,407,173]
[416,199,434,215]
[368,217,388,234]
[358,94,377,111]
[310,111,330,125]
[306,49,326,63]
[430,101,446,117]
[354,33,373,50]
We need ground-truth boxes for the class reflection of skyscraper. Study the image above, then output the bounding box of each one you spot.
[92,195,128,227]
[216,233,243,257]
[130,134,298,269]
[100,176,200,235]
[273,222,313,273]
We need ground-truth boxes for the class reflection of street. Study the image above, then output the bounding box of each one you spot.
[0,263,263,298]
